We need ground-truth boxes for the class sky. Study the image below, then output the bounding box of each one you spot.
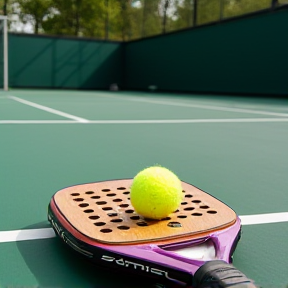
[10,15,33,33]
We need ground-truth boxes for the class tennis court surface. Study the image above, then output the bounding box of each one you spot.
[1,89,288,287]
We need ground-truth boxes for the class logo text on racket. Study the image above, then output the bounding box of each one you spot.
[101,255,173,280]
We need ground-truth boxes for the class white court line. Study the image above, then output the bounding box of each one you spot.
[102,94,288,118]
[8,96,89,123]
[71,118,288,124]
[1,118,288,124]
[240,212,288,225]
[0,212,288,243]
[0,228,56,243]
[0,120,78,124]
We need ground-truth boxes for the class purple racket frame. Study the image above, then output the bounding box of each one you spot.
[48,197,243,287]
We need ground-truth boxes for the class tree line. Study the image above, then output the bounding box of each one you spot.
[0,0,280,41]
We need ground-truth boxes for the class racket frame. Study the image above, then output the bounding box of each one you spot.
[48,195,241,287]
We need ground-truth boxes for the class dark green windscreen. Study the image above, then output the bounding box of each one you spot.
[9,34,123,89]
[0,24,4,88]
[3,7,288,95]
[124,8,288,95]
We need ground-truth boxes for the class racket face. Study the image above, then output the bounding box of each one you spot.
[48,179,241,287]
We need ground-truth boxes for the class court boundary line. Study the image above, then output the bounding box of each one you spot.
[3,93,288,122]
[1,118,288,124]
[7,95,89,123]
[100,93,288,118]
[3,91,288,118]
[0,212,288,243]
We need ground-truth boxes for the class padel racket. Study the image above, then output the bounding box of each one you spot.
[48,179,256,287]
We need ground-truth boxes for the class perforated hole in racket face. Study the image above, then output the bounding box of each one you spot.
[53,179,236,244]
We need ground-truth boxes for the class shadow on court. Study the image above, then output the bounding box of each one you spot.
[16,222,167,288]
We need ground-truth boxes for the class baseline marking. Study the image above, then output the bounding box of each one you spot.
[240,212,288,225]
[0,228,55,243]
[0,120,78,124]
[8,96,89,123]
[101,94,288,118]
[1,118,288,124]
[0,212,287,243]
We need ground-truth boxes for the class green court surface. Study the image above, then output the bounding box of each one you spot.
[1,89,288,288]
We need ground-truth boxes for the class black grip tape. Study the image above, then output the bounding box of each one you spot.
[194,260,256,288]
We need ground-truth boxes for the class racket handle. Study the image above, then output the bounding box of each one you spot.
[194,260,257,288]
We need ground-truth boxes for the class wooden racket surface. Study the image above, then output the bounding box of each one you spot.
[53,179,237,244]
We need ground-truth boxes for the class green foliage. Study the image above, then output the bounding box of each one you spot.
[2,0,280,39]
[197,0,221,25]
[0,0,9,15]
[42,0,107,37]
[173,0,194,30]
[223,0,272,18]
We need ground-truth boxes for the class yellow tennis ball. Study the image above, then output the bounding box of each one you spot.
[130,166,183,220]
